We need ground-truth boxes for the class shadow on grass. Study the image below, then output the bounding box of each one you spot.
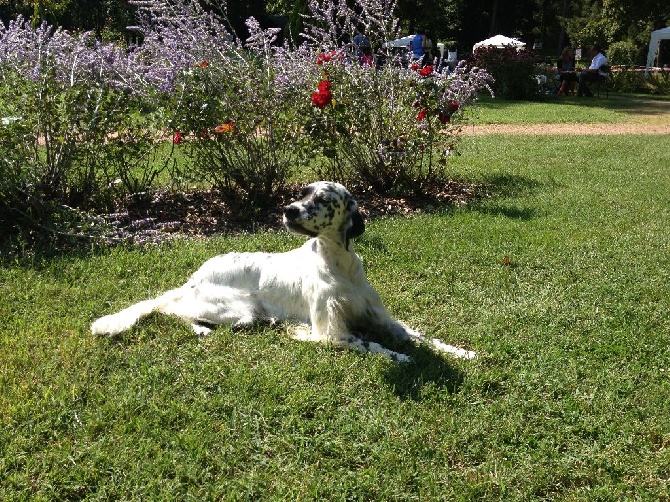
[100,319,465,402]
[463,173,548,221]
[381,344,465,401]
[2,172,547,265]
[481,173,545,199]
[475,204,539,220]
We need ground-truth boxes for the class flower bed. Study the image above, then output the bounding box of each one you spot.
[0,0,492,250]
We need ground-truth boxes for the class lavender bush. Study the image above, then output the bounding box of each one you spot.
[306,54,492,192]
[0,17,168,207]
[296,0,492,192]
[154,15,313,206]
[0,0,492,247]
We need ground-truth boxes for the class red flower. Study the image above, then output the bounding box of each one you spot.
[448,100,459,112]
[438,112,451,124]
[312,80,333,109]
[312,90,333,109]
[416,109,428,121]
[419,65,434,77]
[173,131,183,144]
[411,63,420,71]
[316,50,341,65]
[317,80,332,92]
[199,60,209,68]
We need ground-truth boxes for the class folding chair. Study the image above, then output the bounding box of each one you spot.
[594,64,612,98]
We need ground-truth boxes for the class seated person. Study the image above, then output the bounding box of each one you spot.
[557,45,577,95]
[359,46,374,67]
[578,44,608,97]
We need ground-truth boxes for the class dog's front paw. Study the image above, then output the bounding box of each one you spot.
[430,338,477,359]
[288,324,321,342]
[392,351,412,363]
[191,323,212,337]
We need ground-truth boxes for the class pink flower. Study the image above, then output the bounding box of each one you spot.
[361,54,373,66]
[173,131,183,144]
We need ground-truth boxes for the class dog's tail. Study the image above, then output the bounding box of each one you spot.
[90,288,184,336]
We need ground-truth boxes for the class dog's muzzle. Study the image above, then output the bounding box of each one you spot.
[283,204,316,237]
[283,204,301,221]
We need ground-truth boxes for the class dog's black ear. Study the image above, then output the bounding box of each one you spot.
[349,209,365,239]
[345,210,365,249]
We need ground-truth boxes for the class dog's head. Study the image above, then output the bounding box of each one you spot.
[283,181,365,249]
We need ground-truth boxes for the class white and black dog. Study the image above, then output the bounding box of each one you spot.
[91,181,475,362]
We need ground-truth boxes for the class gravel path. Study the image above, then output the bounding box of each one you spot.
[464,122,670,135]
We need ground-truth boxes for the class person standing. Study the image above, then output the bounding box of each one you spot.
[353,31,370,57]
[577,44,608,97]
[410,31,427,62]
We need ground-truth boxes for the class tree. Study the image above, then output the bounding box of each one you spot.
[285,0,308,46]
[395,0,463,44]
[559,0,668,64]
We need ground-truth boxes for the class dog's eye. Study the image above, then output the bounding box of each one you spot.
[314,195,332,205]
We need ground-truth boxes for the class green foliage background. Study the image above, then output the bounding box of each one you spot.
[2,0,670,61]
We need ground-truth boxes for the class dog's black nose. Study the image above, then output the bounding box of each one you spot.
[283,205,300,219]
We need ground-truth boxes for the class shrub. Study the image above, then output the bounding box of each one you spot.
[606,41,670,95]
[306,57,491,193]
[470,45,540,100]
[0,18,173,248]
[611,68,670,94]
[299,0,492,193]
[158,18,313,208]
[607,40,639,66]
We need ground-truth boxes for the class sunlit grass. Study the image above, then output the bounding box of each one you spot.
[465,93,666,124]
[2,97,670,499]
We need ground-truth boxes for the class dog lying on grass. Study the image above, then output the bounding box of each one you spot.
[91,181,475,362]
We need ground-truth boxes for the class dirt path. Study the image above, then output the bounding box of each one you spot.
[464,122,669,135]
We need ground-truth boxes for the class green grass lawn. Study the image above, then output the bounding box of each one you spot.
[467,92,670,124]
[2,97,670,500]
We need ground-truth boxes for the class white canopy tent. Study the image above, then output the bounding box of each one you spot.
[473,35,525,53]
[383,35,414,49]
[646,27,670,74]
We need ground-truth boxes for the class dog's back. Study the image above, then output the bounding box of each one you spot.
[91,245,317,336]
